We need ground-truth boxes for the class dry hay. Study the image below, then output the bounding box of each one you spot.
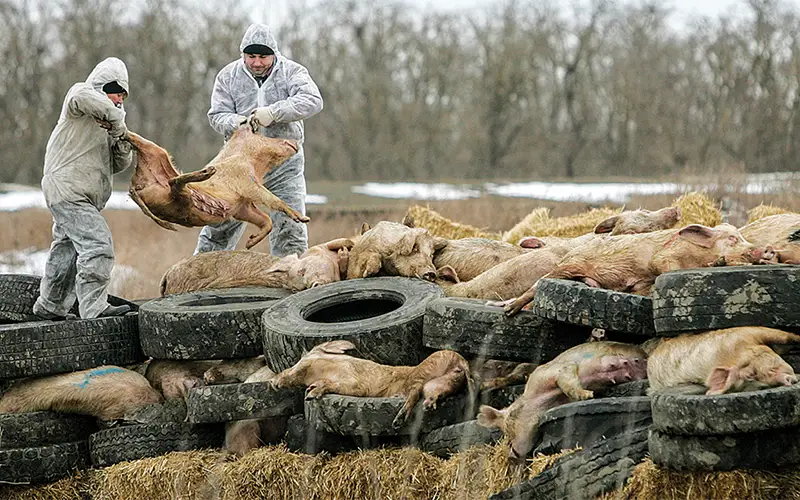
[88,449,227,500]
[611,458,800,500]
[501,207,620,242]
[672,191,722,228]
[747,203,793,224]
[0,472,89,500]
[404,205,500,240]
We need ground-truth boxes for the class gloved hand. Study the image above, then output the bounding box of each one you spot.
[109,123,128,140]
[250,107,274,128]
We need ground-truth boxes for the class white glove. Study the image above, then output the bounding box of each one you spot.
[250,107,274,128]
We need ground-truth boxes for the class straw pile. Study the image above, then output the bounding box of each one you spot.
[11,442,579,500]
[501,207,620,243]
[672,191,722,228]
[609,459,800,500]
[404,205,501,240]
[747,203,792,224]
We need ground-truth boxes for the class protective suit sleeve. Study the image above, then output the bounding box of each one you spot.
[265,65,323,124]
[111,139,133,174]
[68,87,127,138]
[208,71,245,138]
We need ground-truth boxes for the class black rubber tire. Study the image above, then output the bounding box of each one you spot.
[423,297,588,362]
[651,385,800,435]
[652,265,800,335]
[305,392,470,437]
[490,427,649,500]
[0,314,143,379]
[0,274,138,324]
[649,427,800,471]
[262,277,444,372]
[534,397,652,455]
[595,380,650,399]
[0,440,90,485]
[185,382,303,424]
[419,420,502,457]
[138,287,291,360]
[531,278,655,337]
[284,414,357,455]
[0,411,98,449]
[88,422,225,467]
[122,399,188,425]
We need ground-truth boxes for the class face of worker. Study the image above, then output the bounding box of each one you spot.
[243,53,275,78]
[106,92,126,108]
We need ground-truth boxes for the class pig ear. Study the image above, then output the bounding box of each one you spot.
[677,224,716,248]
[325,238,355,251]
[436,265,459,283]
[433,236,448,251]
[314,340,357,354]
[402,213,416,228]
[705,366,739,395]
[395,231,418,256]
[519,236,546,249]
[594,215,620,234]
[477,405,505,429]
[360,222,371,235]
[266,254,299,273]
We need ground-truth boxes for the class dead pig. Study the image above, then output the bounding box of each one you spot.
[499,223,776,315]
[145,357,266,400]
[647,326,800,395]
[0,366,163,421]
[477,341,647,461]
[593,206,682,235]
[432,238,528,282]
[126,124,309,249]
[271,340,473,428]
[160,238,353,296]
[739,213,800,264]
[347,221,443,281]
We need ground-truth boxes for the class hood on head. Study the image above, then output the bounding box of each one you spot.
[240,23,279,55]
[86,57,129,97]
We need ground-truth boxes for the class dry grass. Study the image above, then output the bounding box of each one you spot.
[1,184,799,300]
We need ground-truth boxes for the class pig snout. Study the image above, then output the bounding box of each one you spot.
[782,372,798,386]
[422,270,437,282]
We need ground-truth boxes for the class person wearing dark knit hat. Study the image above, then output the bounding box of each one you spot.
[198,23,323,258]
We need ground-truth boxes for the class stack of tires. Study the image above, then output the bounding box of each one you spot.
[648,265,800,472]
[0,274,142,484]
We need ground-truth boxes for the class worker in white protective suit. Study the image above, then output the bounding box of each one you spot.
[33,57,134,320]
[194,22,323,257]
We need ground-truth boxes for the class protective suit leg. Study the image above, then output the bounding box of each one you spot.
[34,224,79,317]
[44,201,115,319]
[265,151,308,257]
[193,218,247,255]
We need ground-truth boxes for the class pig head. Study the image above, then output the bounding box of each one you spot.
[739,213,800,264]
[125,124,309,250]
[347,220,444,281]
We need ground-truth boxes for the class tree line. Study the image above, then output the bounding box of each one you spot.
[1,0,798,186]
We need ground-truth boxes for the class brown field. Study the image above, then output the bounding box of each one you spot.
[1,180,798,301]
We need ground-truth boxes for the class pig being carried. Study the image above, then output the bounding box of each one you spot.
[270,340,473,429]
[497,223,776,316]
[647,327,800,395]
[477,341,648,462]
[125,123,310,249]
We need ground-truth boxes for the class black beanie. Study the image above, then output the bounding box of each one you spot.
[102,80,127,94]
[243,44,274,55]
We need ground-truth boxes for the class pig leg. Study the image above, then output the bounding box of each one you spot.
[224,419,263,457]
[168,166,217,192]
[393,387,423,429]
[304,379,337,400]
[270,361,311,389]
[246,183,310,224]
[481,363,537,390]
[232,202,272,249]
[555,364,594,401]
